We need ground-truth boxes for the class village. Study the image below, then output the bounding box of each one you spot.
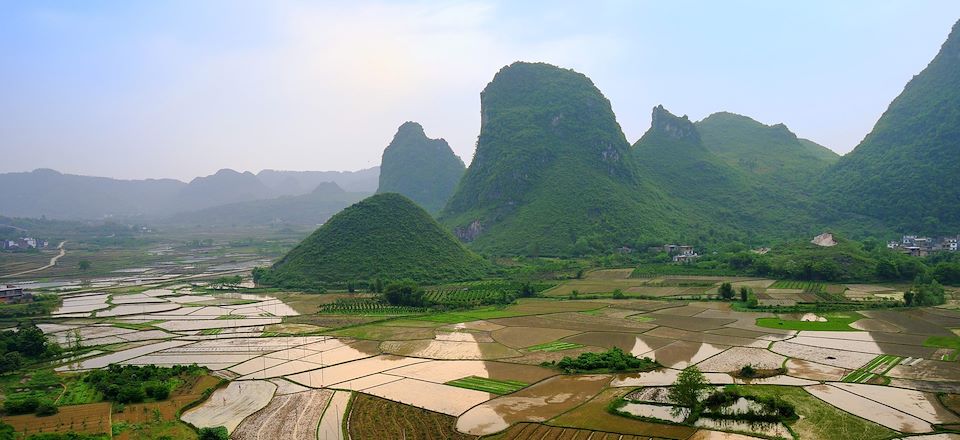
[887,234,960,256]
[0,237,49,251]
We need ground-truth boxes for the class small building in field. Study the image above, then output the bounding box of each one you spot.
[0,286,25,303]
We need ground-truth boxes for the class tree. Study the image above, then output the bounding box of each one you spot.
[934,262,960,285]
[904,291,915,306]
[668,365,709,421]
[78,260,91,271]
[0,353,22,374]
[739,286,749,302]
[518,282,536,298]
[347,281,356,293]
[35,401,57,416]
[14,323,49,357]
[718,282,734,300]
[373,278,384,293]
[875,260,900,280]
[612,289,626,299]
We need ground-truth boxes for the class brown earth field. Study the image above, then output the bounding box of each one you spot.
[498,422,676,440]
[2,402,112,438]
[348,393,477,440]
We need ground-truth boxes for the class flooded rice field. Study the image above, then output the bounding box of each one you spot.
[456,374,611,435]
[805,384,932,433]
[697,347,786,372]
[180,380,277,432]
[19,275,960,439]
[365,377,494,415]
[619,402,687,422]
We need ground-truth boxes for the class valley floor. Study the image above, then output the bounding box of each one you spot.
[2,265,960,439]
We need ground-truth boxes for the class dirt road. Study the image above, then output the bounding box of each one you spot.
[0,240,66,278]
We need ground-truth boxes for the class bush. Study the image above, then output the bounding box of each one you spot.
[4,397,39,415]
[35,401,58,416]
[198,426,229,440]
[718,283,734,300]
[739,364,756,378]
[612,289,626,299]
[116,385,145,404]
[145,382,170,400]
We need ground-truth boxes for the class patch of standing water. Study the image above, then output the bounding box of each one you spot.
[694,418,791,439]
[618,402,688,423]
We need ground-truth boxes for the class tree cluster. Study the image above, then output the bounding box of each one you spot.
[549,347,658,373]
[82,364,203,404]
[0,322,60,373]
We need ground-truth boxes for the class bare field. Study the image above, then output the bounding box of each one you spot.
[180,380,277,432]
[233,389,333,440]
[2,402,111,437]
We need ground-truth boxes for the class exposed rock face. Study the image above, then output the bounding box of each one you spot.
[811,232,837,247]
[650,105,700,142]
[453,220,483,242]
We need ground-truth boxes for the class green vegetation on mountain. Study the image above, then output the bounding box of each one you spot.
[377,122,465,214]
[256,193,488,289]
[696,112,838,187]
[819,19,960,233]
[441,62,684,256]
[632,106,825,243]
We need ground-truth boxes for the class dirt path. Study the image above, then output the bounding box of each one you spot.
[0,240,66,278]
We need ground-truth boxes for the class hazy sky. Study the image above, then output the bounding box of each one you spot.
[2,1,958,181]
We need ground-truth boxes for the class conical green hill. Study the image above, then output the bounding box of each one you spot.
[257,193,487,288]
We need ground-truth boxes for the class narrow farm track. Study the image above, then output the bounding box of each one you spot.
[0,240,66,278]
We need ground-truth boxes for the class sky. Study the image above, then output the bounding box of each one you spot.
[1,1,959,182]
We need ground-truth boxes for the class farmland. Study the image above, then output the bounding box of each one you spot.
[841,355,903,383]
[524,341,585,352]
[446,376,528,394]
[347,393,476,440]
[1,246,959,440]
[769,280,826,292]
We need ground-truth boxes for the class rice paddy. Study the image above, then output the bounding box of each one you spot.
[446,376,528,394]
[841,354,903,383]
[7,272,960,439]
[524,341,585,352]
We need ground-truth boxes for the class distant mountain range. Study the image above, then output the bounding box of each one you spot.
[0,167,379,224]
